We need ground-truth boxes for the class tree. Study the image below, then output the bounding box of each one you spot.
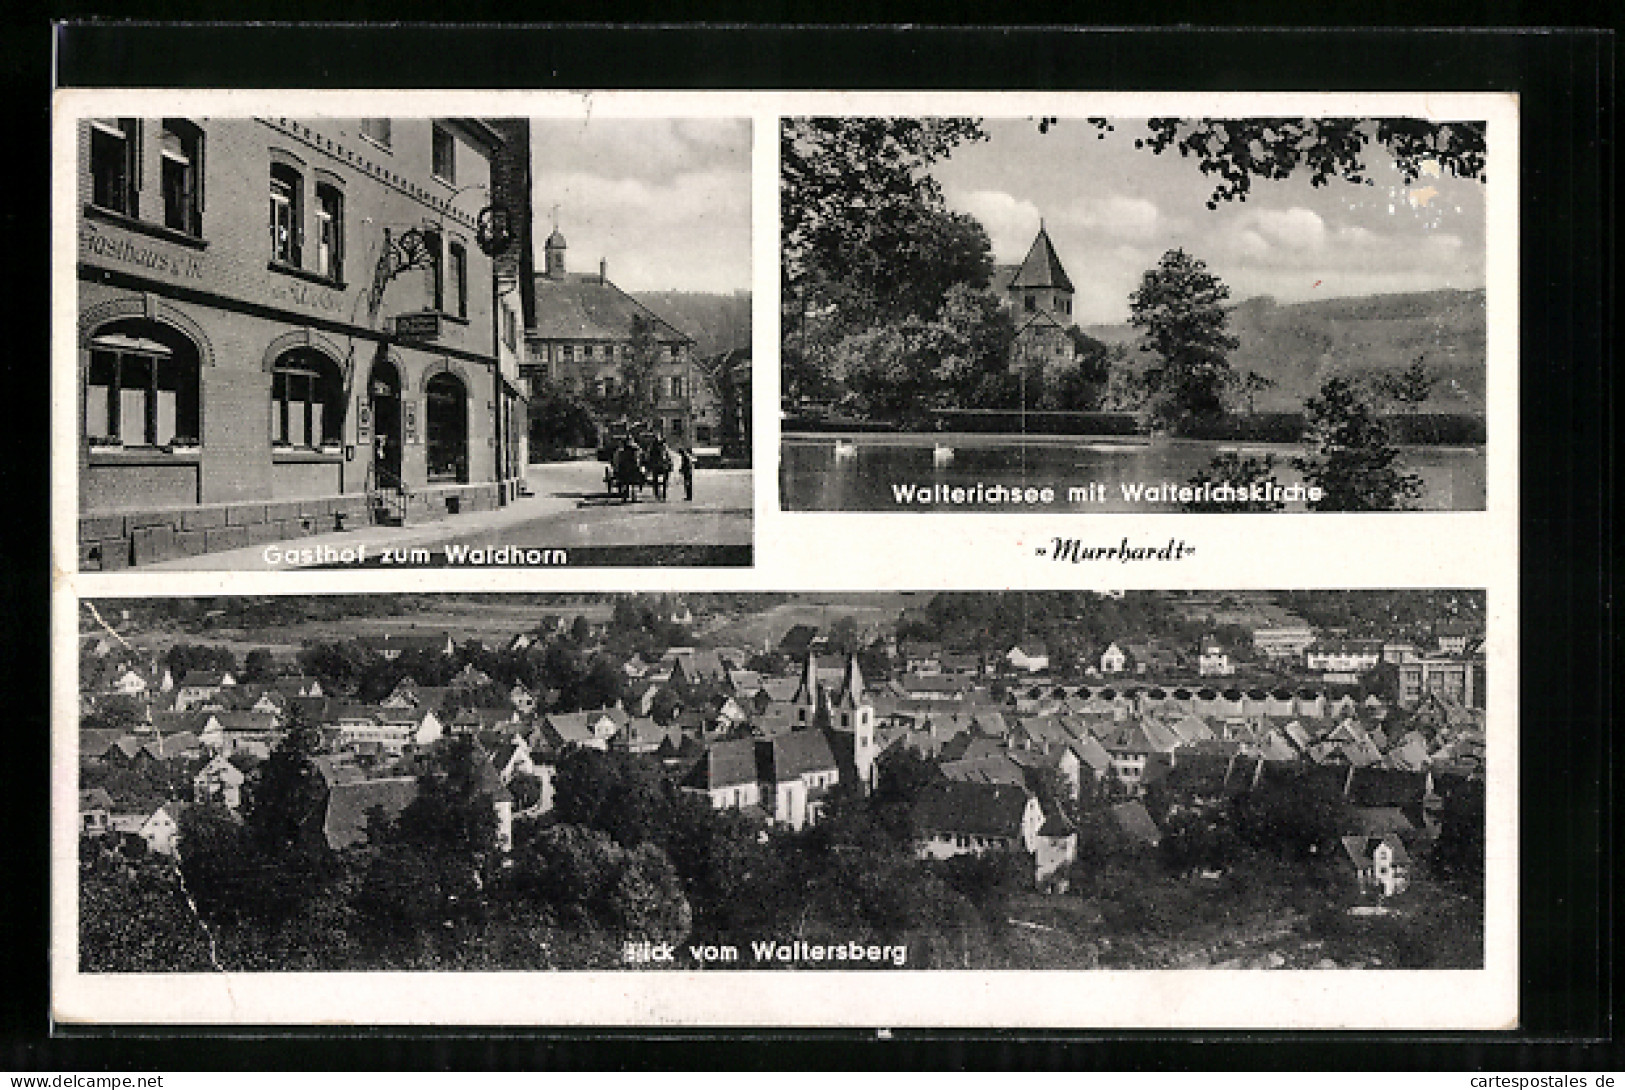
[1294,376,1424,511]
[1158,806,1244,875]
[552,748,674,849]
[1071,117,1487,209]
[1237,370,1277,415]
[869,747,942,843]
[1128,249,1240,431]
[393,734,501,861]
[618,314,661,425]
[1374,356,1439,416]
[527,380,598,456]
[1431,779,1485,898]
[782,117,995,407]
[242,706,327,860]
[240,648,278,684]
[507,822,692,944]
[1231,769,1351,864]
[164,643,237,680]
[781,117,987,302]
[79,850,217,972]
[175,802,253,919]
[1181,452,1287,513]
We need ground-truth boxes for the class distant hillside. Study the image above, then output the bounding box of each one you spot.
[634,291,752,360]
[1084,288,1486,412]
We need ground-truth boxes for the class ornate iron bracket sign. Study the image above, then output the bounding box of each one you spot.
[366,226,438,319]
[476,205,514,258]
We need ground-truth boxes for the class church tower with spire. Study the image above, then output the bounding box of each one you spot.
[832,652,877,790]
[1005,222,1076,324]
[791,650,829,729]
[543,206,567,279]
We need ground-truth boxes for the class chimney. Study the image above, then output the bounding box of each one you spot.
[599,258,608,285]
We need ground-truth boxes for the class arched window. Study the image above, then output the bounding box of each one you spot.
[425,372,468,482]
[85,319,201,448]
[271,349,343,449]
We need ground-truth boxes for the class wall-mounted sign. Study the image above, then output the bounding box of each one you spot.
[394,312,442,342]
[357,402,373,438]
[404,402,419,443]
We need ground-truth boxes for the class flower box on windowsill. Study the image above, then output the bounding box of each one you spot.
[87,437,122,449]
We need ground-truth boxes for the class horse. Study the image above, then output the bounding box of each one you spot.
[611,441,646,502]
[642,438,673,501]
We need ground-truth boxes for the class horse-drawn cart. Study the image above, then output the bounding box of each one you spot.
[600,424,672,502]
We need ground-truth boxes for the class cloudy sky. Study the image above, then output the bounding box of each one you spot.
[529,118,751,293]
[934,118,1488,326]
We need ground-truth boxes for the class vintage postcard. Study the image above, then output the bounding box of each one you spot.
[63,100,753,572]
[56,588,1512,1028]
[53,90,1518,1031]
[780,112,1490,516]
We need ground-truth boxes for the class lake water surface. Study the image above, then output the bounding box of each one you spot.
[779,434,1486,512]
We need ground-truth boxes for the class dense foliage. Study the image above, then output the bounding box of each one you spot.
[1294,377,1426,511]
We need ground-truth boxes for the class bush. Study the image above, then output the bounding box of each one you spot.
[928,410,1144,436]
[1179,413,1306,443]
[1383,413,1487,445]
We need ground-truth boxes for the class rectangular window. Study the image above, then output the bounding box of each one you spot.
[425,230,444,311]
[90,119,139,216]
[669,375,684,399]
[432,125,456,184]
[669,344,681,360]
[1024,294,1036,312]
[159,120,202,235]
[448,242,467,318]
[86,343,194,447]
[270,165,301,265]
[360,119,392,149]
[272,368,336,448]
[562,345,574,362]
[315,184,343,281]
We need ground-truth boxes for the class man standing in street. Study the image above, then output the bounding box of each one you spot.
[679,447,694,501]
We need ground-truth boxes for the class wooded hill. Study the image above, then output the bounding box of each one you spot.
[634,291,752,360]
[1084,287,1486,413]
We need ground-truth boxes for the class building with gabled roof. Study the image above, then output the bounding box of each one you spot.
[1340,833,1413,897]
[680,729,840,830]
[538,707,627,751]
[1110,799,1163,848]
[524,237,707,443]
[912,779,1074,883]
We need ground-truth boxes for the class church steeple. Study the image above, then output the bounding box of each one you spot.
[1007,223,1075,325]
[835,652,866,710]
[1009,223,1073,293]
[543,205,567,279]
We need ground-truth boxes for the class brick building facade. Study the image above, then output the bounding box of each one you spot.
[75,116,530,567]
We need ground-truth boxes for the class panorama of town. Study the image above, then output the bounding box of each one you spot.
[77,591,1487,972]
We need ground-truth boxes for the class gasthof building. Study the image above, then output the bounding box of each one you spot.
[75,116,530,568]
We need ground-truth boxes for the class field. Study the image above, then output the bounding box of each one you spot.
[82,596,619,658]
[696,593,926,649]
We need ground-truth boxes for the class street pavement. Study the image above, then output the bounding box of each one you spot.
[137,460,753,570]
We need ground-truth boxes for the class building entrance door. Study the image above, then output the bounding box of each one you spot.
[369,361,403,489]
